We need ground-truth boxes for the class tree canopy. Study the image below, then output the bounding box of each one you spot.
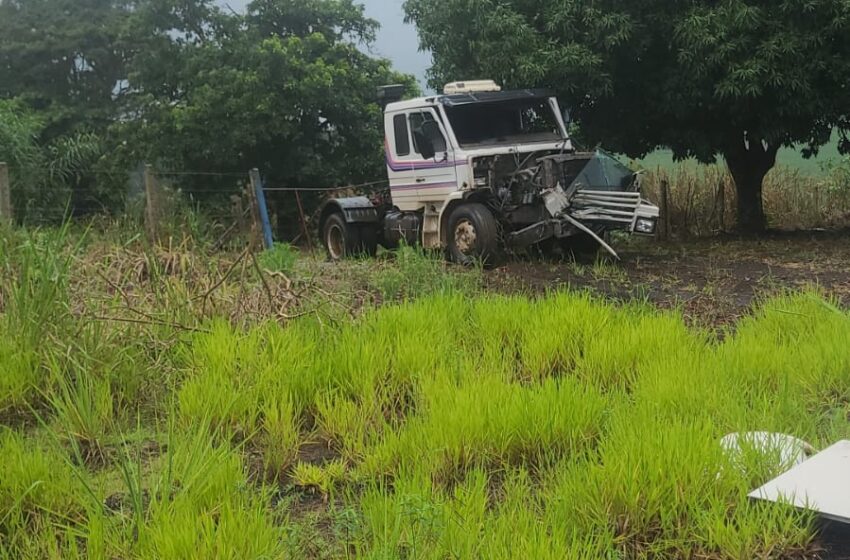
[0,0,133,140]
[119,0,414,188]
[405,0,850,231]
[0,0,415,224]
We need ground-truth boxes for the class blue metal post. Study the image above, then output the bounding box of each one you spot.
[250,168,274,250]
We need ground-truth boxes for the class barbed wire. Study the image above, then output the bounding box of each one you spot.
[7,172,392,223]
[42,169,132,177]
[12,168,248,178]
[153,170,248,177]
[17,169,389,193]
[176,189,243,194]
[262,179,389,193]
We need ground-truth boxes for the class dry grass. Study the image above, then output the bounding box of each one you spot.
[642,160,850,236]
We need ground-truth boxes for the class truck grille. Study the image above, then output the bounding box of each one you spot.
[569,189,642,225]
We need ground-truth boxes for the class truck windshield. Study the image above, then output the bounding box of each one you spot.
[444,98,564,148]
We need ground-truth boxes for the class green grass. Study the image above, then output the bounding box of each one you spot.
[258,242,298,275]
[1,229,849,558]
[158,289,847,557]
[372,244,482,301]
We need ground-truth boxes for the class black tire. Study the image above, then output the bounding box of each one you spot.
[446,203,501,267]
[322,213,360,260]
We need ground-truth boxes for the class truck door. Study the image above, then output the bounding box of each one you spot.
[385,112,421,211]
[407,109,457,203]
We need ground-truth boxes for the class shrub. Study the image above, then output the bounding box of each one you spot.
[257,242,298,274]
[372,245,480,301]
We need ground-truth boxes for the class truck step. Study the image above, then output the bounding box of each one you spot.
[422,210,440,249]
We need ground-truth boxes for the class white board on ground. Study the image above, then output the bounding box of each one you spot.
[749,440,850,524]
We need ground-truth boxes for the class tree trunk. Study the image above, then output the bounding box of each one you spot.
[723,137,779,234]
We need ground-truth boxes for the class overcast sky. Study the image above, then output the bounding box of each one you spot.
[359,0,431,90]
[224,0,431,89]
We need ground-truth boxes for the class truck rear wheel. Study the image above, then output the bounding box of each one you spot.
[322,213,378,260]
[321,213,361,260]
[446,203,501,267]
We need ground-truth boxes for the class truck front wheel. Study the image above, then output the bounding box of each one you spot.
[323,213,377,260]
[446,203,501,267]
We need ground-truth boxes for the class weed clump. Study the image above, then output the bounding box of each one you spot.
[373,244,481,301]
[257,242,298,274]
[0,429,85,527]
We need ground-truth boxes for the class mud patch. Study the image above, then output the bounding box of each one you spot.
[487,232,850,329]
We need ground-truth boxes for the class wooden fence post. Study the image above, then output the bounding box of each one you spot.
[245,182,261,250]
[659,179,671,240]
[144,164,162,242]
[0,162,12,225]
[248,169,274,250]
[293,190,314,253]
[717,179,726,233]
[230,193,248,236]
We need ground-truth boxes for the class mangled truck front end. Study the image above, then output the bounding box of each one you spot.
[319,80,659,264]
[467,149,659,258]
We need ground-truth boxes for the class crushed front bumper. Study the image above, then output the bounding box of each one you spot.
[570,189,660,235]
[505,188,661,258]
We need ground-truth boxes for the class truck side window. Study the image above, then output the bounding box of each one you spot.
[409,112,447,155]
[393,114,410,156]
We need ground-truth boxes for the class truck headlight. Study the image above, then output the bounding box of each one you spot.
[634,217,657,234]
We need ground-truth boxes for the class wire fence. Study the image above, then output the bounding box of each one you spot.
[0,162,389,249]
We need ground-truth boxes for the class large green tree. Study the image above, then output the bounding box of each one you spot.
[0,0,133,140]
[116,0,416,235]
[1,0,414,228]
[0,0,138,218]
[405,0,850,232]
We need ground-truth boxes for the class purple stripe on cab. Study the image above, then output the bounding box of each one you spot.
[392,181,457,191]
[385,155,466,172]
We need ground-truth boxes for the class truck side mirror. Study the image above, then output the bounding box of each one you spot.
[413,128,436,160]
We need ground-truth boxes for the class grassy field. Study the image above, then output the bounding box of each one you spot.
[615,132,850,236]
[2,225,850,558]
[634,132,844,176]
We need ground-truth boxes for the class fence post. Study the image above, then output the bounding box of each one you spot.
[245,183,261,249]
[230,193,248,236]
[293,190,314,253]
[659,179,670,240]
[144,164,161,242]
[249,168,274,250]
[717,179,726,233]
[0,162,12,225]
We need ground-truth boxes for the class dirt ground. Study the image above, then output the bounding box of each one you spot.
[487,231,850,329]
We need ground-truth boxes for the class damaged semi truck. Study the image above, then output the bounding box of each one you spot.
[319,80,659,265]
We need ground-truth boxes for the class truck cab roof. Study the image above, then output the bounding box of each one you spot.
[385,88,555,113]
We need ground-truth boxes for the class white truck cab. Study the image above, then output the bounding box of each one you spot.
[319,80,659,265]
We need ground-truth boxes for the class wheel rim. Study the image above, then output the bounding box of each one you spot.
[326,223,345,259]
[454,219,477,254]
